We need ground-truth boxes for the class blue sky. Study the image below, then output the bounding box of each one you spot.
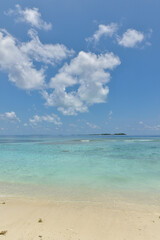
[0,0,160,135]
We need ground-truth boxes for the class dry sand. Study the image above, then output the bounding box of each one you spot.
[0,197,160,240]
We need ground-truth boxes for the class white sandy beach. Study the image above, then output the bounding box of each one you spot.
[0,197,160,240]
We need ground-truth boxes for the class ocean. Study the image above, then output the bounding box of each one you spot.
[0,135,160,203]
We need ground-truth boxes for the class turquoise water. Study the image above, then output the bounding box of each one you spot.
[0,135,160,201]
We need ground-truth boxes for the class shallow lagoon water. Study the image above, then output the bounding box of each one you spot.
[0,135,160,202]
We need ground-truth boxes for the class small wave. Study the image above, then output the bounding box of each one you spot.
[137,139,153,142]
[125,139,153,142]
[80,140,90,143]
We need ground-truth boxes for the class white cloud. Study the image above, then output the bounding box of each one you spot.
[0,29,45,89]
[86,122,100,129]
[42,51,120,115]
[0,111,20,122]
[0,29,73,90]
[29,114,62,125]
[109,110,112,115]
[145,124,160,130]
[117,29,144,48]
[154,125,160,130]
[87,23,118,42]
[21,29,74,66]
[6,4,52,30]
[139,121,160,130]
[108,110,113,120]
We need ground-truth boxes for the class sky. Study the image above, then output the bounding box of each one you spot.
[0,0,160,135]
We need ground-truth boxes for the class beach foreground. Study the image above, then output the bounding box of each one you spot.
[1,136,160,239]
[0,197,160,240]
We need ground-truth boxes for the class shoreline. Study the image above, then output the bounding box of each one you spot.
[1,180,160,207]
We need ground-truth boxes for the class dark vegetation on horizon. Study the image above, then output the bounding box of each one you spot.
[90,133,126,136]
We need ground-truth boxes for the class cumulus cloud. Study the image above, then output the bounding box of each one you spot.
[21,29,74,65]
[0,29,45,89]
[0,29,73,90]
[42,51,120,115]
[117,29,144,48]
[6,4,52,30]
[87,23,118,42]
[29,114,62,125]
[0,111,20,122]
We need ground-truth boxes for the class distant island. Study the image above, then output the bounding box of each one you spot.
[90,133,126,136]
